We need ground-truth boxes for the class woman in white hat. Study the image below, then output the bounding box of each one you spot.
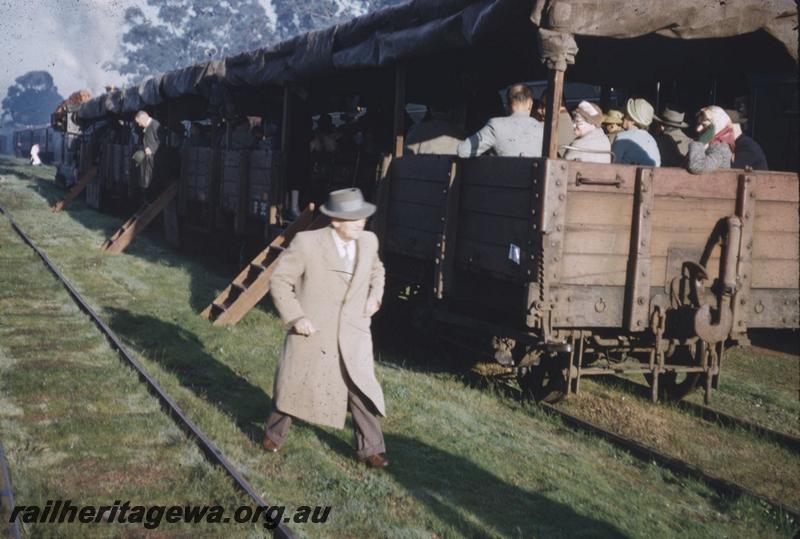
[611,98,661,166]
[686,106,734,174]
[564,101,611,163]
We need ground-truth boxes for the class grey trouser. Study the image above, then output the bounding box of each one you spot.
[265,383,385,459]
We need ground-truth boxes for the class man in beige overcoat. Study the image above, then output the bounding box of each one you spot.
[263,188,389,467]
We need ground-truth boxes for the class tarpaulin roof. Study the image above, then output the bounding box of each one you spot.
[76,0,798,122]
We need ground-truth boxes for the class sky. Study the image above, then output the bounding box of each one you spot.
[0,0,277,107]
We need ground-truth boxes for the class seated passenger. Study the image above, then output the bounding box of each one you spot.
[310,113,338,153]
[652,107,692,167]
[725,109,768,170]
[564,101,611,163]
[406,106,465,155]
[687,106,734,174]
[611,98,661,166]
[535,93,574,156]
[602,109,624,144]
[457,84,543,158]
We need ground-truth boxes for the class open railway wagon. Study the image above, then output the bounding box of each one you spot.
[385,154,798,403]
[366,0,800,403]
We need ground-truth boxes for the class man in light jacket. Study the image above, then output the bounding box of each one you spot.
[264,188,389,468]
[457,83,543,158]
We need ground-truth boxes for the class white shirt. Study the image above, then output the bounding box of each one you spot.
[330,228,356,273]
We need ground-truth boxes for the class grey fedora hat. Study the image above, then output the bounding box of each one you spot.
[653,107,689,128]
[320,188,376,220]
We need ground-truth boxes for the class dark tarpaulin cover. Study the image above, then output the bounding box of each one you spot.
[78,0,797,122]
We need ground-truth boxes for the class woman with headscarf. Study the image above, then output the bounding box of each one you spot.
[687,106,735,174]
[564,101,611,163]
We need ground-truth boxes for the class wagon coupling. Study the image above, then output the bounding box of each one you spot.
[693,216,742,344]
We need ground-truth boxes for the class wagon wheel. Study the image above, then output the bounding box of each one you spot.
[644,343,704,401]
[518,354,567,403]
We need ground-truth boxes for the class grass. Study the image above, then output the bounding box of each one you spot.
[1,155,798,538]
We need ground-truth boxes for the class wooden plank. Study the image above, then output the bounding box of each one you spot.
[460,184,531,219]
[202,205,319,325]
[625,168,654,332]
[101,182,179,254]
[389,177,448,206]
[543,69,565,159]
[456,238,527,281]
[391,154,453,180]
[460,157,538,189]
[458,212,529,247]
[386,226,439,260]
[388,200,445,233]
[552,284,626,328]
[52,166,98,212]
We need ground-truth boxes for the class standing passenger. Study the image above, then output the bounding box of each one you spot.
[687,106,735,174]
[406,106,465,155]
[133,110,162,202]
[652,107,692,167]
[611,98,661,166]
[564,101,611,163]
[457,84,543,158]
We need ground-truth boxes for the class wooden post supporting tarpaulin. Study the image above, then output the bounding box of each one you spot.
[537,27,578,159]
[100,181,178,254]
[52,166,98,212]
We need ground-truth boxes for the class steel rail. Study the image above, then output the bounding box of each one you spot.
[600,375,800,453]
[0,443,22,539]
[449,339,800,523]
[0,205,293,539]
[539,402,800,523]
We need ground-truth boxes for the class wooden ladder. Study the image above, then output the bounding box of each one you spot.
[201,204,323,326]
[100,182,178,254]
[52,166,98,212]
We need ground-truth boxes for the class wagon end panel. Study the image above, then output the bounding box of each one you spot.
[539,160,639,329]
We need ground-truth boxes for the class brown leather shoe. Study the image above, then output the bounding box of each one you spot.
[359,453,389,468]
[262,436,280,453]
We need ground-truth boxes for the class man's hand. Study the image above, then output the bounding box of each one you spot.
[144,147,152,156]
[365,297,381,317]
[293,317,316,336]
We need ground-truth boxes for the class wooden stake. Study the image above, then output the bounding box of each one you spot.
[542,69,565,159]
[393,64,406,158]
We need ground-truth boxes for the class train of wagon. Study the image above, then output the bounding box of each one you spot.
[46,0,799,403]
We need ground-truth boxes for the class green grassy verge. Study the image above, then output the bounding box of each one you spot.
[1,155,797,538]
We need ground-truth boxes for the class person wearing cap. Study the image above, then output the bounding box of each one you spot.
[457,83,544,158]
[652,107,692,167]
[611,98,661,167]
[602,109,624,144]
[264,188,389,468]
[687,106,735,174]
[725,109,768,171]
[563,101,611,164]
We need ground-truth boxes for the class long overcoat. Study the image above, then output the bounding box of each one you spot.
[269,227,386,428]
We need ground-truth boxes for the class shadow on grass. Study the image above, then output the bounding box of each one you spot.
[104,307,271,444]
[311,427,629,538]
